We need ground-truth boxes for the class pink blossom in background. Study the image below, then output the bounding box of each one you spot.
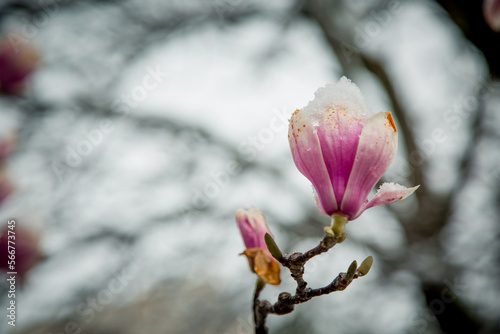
[288,77,418,222]
[484,0,500,31]
[236,209,281,285]
[0,135,16,206]
[0,173,13,206]
[0,39,39,95]
[0,134,16,164]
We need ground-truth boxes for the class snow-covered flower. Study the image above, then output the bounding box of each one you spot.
[236,209,281,285]
[288,77,418,228]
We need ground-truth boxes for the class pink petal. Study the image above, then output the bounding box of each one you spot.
[236,209,272,250]
[352,183,420,219]
[316,107,365,206]
[0,41,39,95]
[340,112,398,218]
[289,109,338,215]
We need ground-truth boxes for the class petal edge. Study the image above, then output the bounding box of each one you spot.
[352,182,419,219]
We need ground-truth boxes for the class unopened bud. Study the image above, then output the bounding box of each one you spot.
[264,233,283,261]
[345,260,357,282]
[357,256,373,276]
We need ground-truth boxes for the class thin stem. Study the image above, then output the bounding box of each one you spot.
[253,278,268,334]
[270,272,359,314]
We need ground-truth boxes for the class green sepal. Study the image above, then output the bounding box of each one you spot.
[324,226,335,237]
[264,233,283,261]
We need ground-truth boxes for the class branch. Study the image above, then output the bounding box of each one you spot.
[279,233,345,297]
[252,232,371,333]
[269,271,358,314]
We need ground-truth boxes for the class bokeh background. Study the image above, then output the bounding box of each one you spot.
[1,0,500,333]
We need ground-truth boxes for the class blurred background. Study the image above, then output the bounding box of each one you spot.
[0,0,499,333]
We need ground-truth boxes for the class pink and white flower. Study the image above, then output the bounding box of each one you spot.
[288,77,418,223]
[236,209,281,285]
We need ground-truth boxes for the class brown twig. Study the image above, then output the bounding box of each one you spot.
[253,233,365,333]
[254,269,361,321]
[269,272,359,312]
[279,233,343,297]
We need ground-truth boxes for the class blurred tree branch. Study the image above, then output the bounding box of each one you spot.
[433,0,500,78]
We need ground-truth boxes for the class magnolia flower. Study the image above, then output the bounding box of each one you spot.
[288,77,418,230]
[236,209,281,285]
[484,0,500,32]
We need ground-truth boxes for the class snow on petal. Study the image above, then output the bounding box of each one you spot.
[351,183,420,220]
[301,76,369,122]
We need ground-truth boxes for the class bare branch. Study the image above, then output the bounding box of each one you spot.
[252,232,367,333]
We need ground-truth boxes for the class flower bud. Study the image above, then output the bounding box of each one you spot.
[236,209,281,285]
[345,260,358,282]
[289,77,418,224]
[357,256,373,276]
